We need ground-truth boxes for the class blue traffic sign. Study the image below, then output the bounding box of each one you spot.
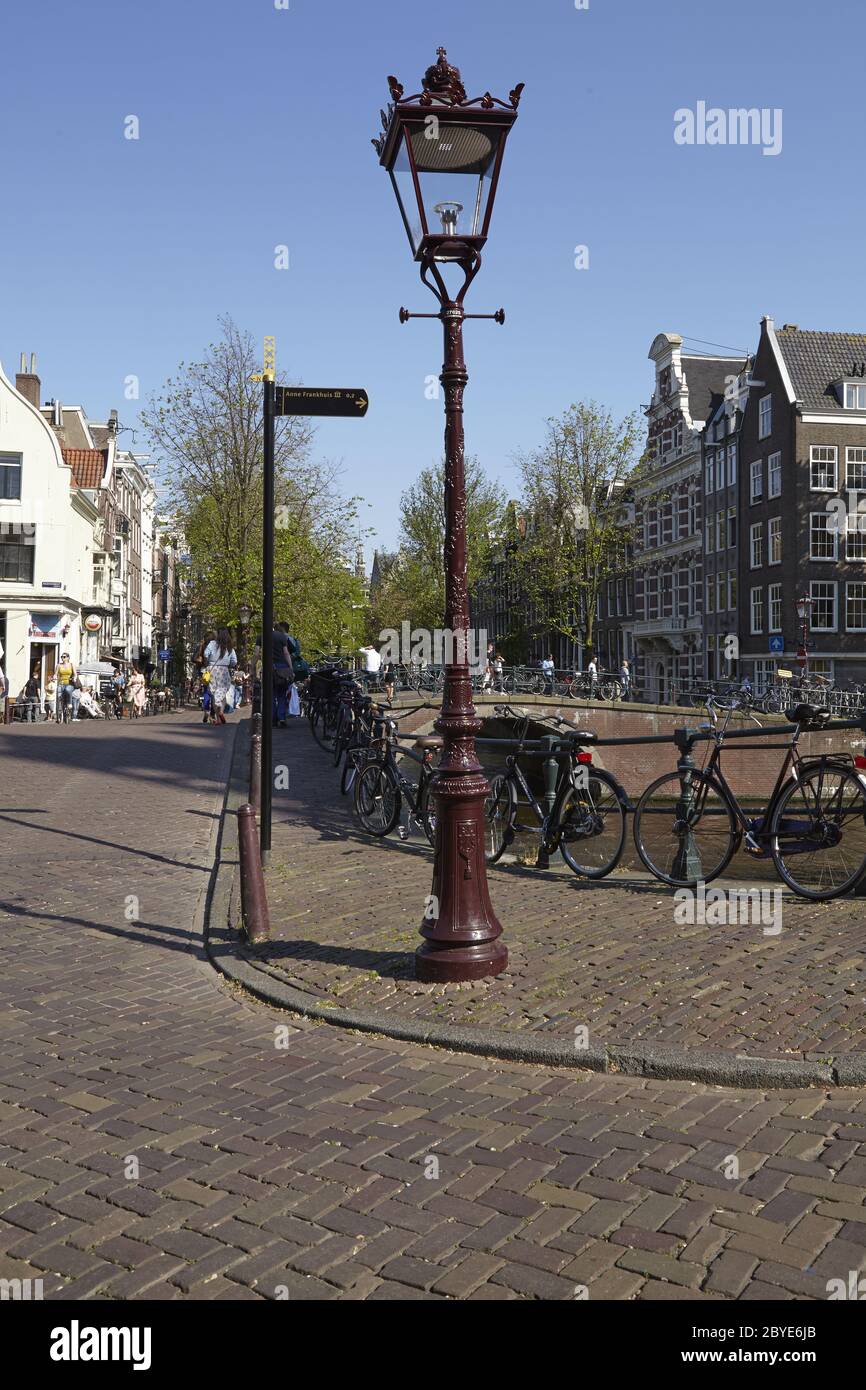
[769,635,784,653]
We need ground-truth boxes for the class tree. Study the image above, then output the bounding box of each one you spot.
[143,317,365,654]
[369,457,506,639]
[513,402,644,657]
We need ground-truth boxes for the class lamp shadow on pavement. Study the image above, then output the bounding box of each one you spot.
[248,936,415,981]
[0,812,211,874]
[0,900,206,956]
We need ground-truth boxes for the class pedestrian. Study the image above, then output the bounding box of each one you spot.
[492,651,505,693]
[126,664,147,717]
[618,657,631,701]
[586,653,599,698]
[112,667,126,717]
[56,652,81,721]
[44,675,56,721]
[382,658,396,703]
[541,653,555,695]
[78,683,104,719]
[203,628,238,726]
[18,672,41,722]
[263,626,294,727]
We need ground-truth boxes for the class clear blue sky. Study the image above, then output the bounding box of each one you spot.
[2,0,863,554]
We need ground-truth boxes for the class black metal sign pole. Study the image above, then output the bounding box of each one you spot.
[260,370,275,861]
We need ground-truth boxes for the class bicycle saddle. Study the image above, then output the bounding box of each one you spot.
[786,703,831,729]
[569,730,596,742]
[414,735,444,750]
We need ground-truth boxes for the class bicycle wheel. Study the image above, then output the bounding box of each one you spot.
[309,701,327,747]
[354,761,401,836]
[599,679,621,702]
[633,768,738,887]
[771,765,866,900]
[483,774,516,863]
[332,710,352,767]
[558,768,626,879]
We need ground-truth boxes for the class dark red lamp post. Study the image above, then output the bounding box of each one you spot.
[374,49,523,982]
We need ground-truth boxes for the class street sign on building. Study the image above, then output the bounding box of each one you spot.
[769,635,784,654]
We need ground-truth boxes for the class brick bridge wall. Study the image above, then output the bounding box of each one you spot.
[393,693,866,804]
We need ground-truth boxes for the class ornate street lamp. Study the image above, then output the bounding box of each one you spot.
[795,594,812,675]
[374,49,523,982]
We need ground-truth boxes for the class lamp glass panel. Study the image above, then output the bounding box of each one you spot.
[407,122,502,238]
[389,134,424,254]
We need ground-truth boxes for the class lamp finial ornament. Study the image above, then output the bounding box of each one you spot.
[422,47,466,102]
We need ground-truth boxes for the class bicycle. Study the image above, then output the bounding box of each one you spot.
[352,713,441,844]
[57,686,74,725]
[633,698,866,900]
[483,704,628,878]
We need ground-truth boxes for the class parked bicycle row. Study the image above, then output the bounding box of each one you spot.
[301,662,866,905]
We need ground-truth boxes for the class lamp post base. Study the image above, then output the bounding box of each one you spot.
[415,938,508,983]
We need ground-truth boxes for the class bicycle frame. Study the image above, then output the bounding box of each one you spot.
[687,712,858,856]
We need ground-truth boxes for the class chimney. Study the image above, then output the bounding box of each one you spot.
[15,351,41,409]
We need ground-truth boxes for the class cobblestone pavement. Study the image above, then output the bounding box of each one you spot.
[259,724,866,1059]
[1,714,865,1302]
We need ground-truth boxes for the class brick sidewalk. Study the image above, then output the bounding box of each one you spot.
[257,723,866,1061]
[1,713,865,1301]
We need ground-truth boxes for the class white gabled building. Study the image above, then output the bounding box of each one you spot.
[0,355,96,704]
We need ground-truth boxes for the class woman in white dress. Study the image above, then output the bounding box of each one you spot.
[203,628,238,726]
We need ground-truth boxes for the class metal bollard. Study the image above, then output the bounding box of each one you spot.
[237,804,270,944]
[251,712,262,741]
[671,734,703,883]
[536,734,564,869]
[249,733,262,814]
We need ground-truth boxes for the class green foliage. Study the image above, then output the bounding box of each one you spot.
[512,402,644,653]
[368,457,506,638]
[143,317,365,656]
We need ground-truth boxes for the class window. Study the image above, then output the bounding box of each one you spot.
[716,511,725,552]
[728,443,737,486]
[646,573,659,620]
[705,457,714,494]
[844,382,866,410]
[755,659,778,693]
[717,571,726,611]
[0,453,22,500]
[846,447,866,490]
[810,512,837,561]
[750,521,763,568]
[715,452,726,492]
[768,516,782,565]
[810,445,837,491]
[728,570,737,610]
[750,586,764,634]
[750,459,763,502]
[727,508,737,548]
[768,451,782,498]
[759,394,772,439]
[705,577,715,613]
[0,537,35,582]
[705,516,714,554]
[846,582,866,631]
[810,580,837,631]
[769,582,782,632]
[847,523,866,561]
[706,634,716,681]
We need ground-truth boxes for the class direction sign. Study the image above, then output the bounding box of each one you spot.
[274,387,368,418]
[769,635,784,654]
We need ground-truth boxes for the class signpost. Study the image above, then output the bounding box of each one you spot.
[252,339,368,860]
[274,387,368,418]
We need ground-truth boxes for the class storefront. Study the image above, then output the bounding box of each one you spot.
[0,606,81,706]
